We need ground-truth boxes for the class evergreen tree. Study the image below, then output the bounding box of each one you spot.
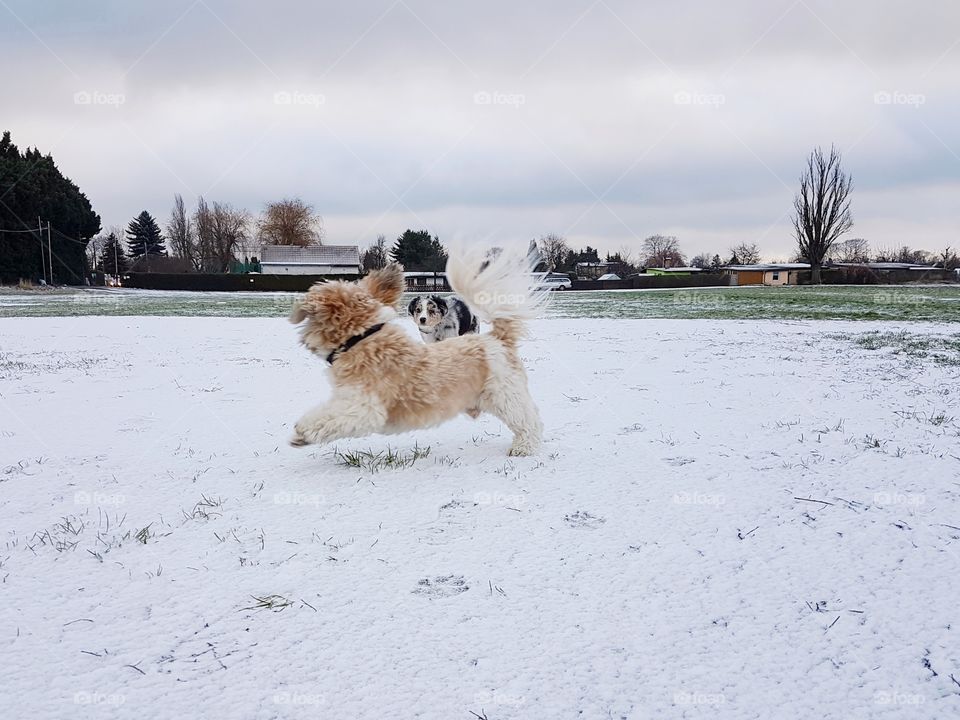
[0,130,101,284]
[390,229,447,271]
[99,232,128,275]
[126,210,166,259]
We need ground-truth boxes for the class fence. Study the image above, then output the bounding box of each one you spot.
[120,273,360,292]
[810,267,958,285]
[571,273,730,290]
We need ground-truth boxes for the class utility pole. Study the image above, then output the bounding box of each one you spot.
[47,222,53,285]
[37,217,46,284]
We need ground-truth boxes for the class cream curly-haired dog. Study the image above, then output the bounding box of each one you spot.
[288,246,545,456]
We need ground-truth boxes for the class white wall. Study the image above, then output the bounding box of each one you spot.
[259,264,357,275]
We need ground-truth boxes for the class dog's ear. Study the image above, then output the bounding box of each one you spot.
[431,295,448,312]
[407,297,419,316]
[289,300,308,324]
[363,263,405,306]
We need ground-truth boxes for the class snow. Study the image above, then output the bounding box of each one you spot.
[1,316,959,719]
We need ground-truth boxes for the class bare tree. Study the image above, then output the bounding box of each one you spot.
[729,242,761,265]
[641,234,685,268]
[791,145,854,283]
[209,202,250,272]
[689,252,712,269]
[937,247,959,270]
[537,234,570,271]
[85,232,108,270]
[873,246,897,263]
[895,246,931,265]
[361,235,389,273]
[86,225,125,271]
[258,198,323,247]
[193,196,215,271]
[167,194,196,269]
[831,237,870,263]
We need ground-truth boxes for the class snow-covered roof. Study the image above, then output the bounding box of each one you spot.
[723,263,810,271]
[832,262,938,271]
[260,245,360,265]
[647,266,704,272]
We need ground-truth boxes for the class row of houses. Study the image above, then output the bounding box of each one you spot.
[576,261,954,286]
[254,245,956,289]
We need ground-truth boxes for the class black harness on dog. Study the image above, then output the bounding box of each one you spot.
[326,323,385,365]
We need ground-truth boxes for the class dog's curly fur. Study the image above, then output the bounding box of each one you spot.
[288,248,545,456]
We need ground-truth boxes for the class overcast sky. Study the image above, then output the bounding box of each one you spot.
[2,0,958,259]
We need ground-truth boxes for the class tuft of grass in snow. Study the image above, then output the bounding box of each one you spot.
[838,330,960,366]
[332,444,430,473]
[183,494,224,521]
[895,409,955,428]
[242,594,293,612]
[135,524,152,544]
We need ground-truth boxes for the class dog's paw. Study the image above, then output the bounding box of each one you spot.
[465,407,481,420]
[508,440,540,457]
[289,430,309,447]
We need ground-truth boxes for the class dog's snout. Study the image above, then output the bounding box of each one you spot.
[419,317,427,324]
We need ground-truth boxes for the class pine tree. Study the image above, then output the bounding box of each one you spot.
[126,210,166,258]
[390,229,447,271]
[99,232,128,275]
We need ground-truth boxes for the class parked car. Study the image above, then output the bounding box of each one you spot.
[534,273,572,291]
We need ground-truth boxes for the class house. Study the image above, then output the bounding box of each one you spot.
[403,271,450,292]
[576,261,628,279]
[259,245,360,275]
[723,263,810,286]
[645,267,703,277]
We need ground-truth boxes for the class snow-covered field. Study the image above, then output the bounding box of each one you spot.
[2,316,960,718]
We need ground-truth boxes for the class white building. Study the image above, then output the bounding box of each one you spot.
[259,245,360,275]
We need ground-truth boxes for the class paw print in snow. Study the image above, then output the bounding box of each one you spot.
[564,511,606,529]
[412,575,469,598]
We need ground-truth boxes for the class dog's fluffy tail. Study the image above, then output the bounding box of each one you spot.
[446,244,550,348]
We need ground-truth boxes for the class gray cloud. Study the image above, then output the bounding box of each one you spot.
[2,0,958,259]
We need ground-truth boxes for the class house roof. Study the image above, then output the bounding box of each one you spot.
[260,245,360,265]
[646,266,703,272]
[723,263,810,271]
[833,262,938,270]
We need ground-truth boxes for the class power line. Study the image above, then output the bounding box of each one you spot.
[0,225,89,243]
